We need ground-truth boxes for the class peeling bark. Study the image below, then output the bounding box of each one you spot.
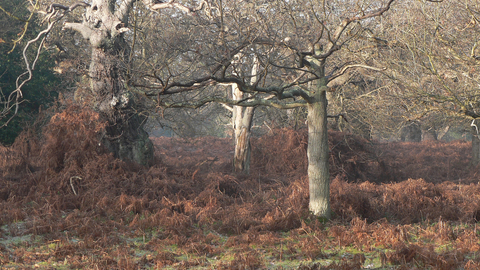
[233,105,255,174]
[232,56,258,174]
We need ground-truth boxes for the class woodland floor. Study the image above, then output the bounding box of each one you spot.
[2,106,480,269]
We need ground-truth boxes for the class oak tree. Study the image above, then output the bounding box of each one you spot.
[12,0,211,165]
[380,0,480,162]
[155,0,398,218]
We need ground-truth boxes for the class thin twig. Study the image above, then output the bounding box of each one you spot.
[70,176,82,196]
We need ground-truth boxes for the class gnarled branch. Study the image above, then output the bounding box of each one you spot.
[147,0,209,14]
[2,5,68,128]
[63,22,92,39]
[46,2,90,13]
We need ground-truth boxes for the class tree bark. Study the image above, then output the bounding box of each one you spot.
[307,79,331,218]
[232,55,259,174]
[65,0,154,165]
[233,104,255,173]
[400,121,422,142]
[472,119,480,166]
[304,43,331,218]
[232,82,255,173]
[90,47,153,165]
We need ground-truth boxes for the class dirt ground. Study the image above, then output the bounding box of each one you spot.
[1,105,480,269]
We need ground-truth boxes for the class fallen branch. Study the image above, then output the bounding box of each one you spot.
[70,176,82,196]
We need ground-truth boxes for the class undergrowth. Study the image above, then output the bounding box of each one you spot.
[1,105,479,269]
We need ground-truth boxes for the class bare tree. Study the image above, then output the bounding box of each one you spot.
[11,0,213,165]
[12,0,442,217]
[153,0,400,218]
[219,53,260,174]
[378,0,480,162]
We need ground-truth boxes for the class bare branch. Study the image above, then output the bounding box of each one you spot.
[159,96,306,110]
[3,0,40,53]
[63,22,92,39]
[2,2,72,128]
[147,0,209,14]
[309,0,396,60]
[161,76,214,94]
[210,76,312,101]
[327,113,348,122]
[328,64,386,83]
[221,104,233,112]
[46,2,90,13]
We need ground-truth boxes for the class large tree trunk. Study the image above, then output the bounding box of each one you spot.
[304,44,331,218]
[307,80,330,218]
[90,47,153,165]
[64,0,154,165]
[400,121,422,142]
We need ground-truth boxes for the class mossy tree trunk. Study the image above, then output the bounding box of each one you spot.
[90,46,153,165]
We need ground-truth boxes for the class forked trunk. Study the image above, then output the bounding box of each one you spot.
[232,55,258,174]
[233,106,255,173]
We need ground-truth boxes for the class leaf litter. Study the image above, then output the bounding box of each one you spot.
[1,105,480,269]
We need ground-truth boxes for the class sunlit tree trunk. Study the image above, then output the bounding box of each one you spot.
[232,85,255,173]
[232,56,259,174]
[305,47,331,218]
[306,80,330,218]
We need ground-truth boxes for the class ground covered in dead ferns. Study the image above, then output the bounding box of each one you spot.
[1,105,480,269]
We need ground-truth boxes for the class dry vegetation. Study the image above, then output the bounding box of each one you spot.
[1,105,480,269]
